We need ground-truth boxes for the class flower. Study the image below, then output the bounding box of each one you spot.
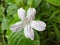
[10,7,46,40]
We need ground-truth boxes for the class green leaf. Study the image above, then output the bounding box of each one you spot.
[0,6,5,16]
[14,0,24,6]
[0,42,3,45]
[0,17,2,22]
[9,30,40,45]
[55,15,60,23]
[1,17,9,30]
[53,23,60,41]
[34,0,42,7]
[27,0,33,6]
[27,0,42,7]
[48,11,59,22]
[46,0,60,6]
[13,13,19,21]
[7,4,17,15]
[9,13,20,25]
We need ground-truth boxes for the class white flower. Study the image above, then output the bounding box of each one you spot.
[10,7,46,40]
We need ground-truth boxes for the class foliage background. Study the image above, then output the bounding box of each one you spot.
[0,0,60,45]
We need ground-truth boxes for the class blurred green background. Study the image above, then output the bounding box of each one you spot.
[0,0,60,45]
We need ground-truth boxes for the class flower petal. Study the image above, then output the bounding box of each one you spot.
[31,20,46,31]
[24,24,34,40]
[26,8,36,21]
[10,21,25,32]
[18,7,26,20]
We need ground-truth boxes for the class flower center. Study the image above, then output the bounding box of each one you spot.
[25,18,30,24]
[23,18,31,25]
